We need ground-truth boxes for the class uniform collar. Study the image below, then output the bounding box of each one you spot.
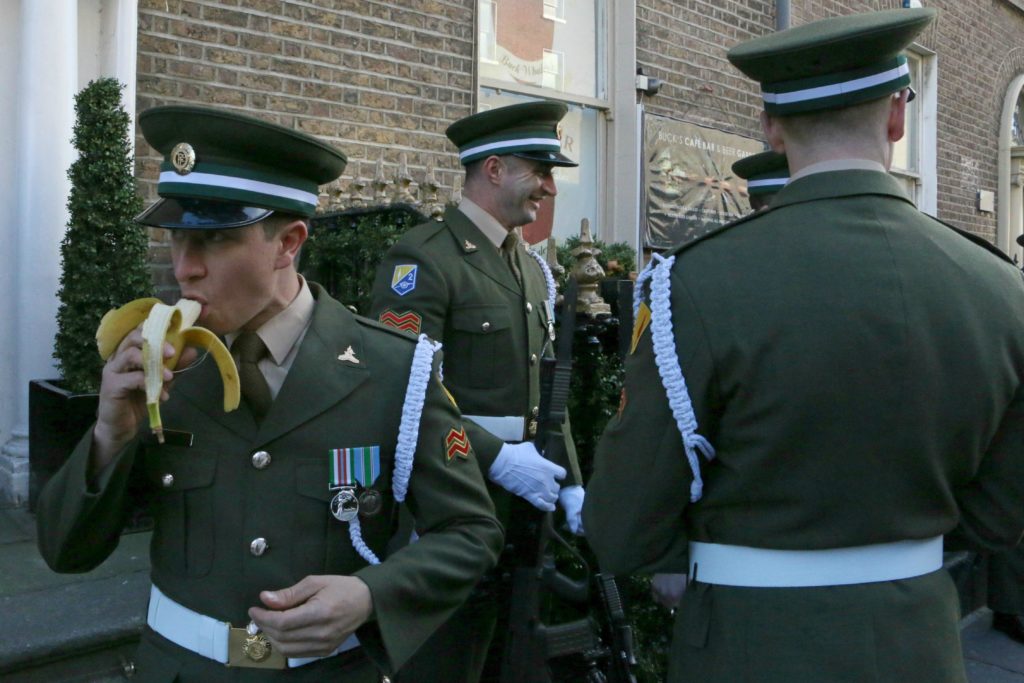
[789,158,886,182]
[770,167,914,211]
[458,196,512,250]
[226,275,315,365]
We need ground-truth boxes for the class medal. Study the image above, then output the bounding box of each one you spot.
[358,488,383,517]
[328,445,382,523]
[330,488,359,521]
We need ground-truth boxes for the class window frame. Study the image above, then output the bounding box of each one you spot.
[888,44,937,215]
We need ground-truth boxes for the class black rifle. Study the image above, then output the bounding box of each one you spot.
[499,278,637,683]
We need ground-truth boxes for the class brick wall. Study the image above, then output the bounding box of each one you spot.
[136,0,475,294]
[137,0,1024,294]
[638,0,1024,242]
[636,0,776,141]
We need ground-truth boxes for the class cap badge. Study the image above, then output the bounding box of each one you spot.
[171,142,196,175]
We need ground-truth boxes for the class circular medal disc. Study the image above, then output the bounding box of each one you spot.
[330,489,359,522]
[358,489,383,517]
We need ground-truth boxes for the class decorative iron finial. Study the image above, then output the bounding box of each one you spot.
[349,177,367,209]
[393,153,418,205]
[570,218,610,316]
[372,154,391,207]
[422,163,443,220]
[451,174,463,205]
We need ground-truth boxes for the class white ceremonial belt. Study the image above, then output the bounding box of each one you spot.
[147,584,359,668]
[463,414,525,442]
[688,536,943,587]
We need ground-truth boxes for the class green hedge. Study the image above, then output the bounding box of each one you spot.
[54,78,149,394]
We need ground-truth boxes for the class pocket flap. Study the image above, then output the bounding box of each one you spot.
[451,305,511,333]
[147,452,217,491]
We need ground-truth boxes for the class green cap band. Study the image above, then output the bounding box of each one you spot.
[762,55,910,115]
[157,161,320,216]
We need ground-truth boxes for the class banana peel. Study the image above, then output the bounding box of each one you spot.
[96,297,241,443]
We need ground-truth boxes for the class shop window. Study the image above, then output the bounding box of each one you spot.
[476,0,608,244]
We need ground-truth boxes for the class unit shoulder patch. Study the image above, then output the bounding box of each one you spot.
[391,264,419,296]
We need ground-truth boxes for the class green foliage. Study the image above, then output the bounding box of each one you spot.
[302,205,427,314]
[54,78,149,394]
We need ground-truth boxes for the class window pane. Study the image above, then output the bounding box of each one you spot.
[478,0,601,99]
[1014,88,1024,147]
[891,53,921,174]
[479,88,599,245]
[479,1,497,63]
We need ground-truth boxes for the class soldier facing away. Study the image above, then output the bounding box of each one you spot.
[585,9,1024,683]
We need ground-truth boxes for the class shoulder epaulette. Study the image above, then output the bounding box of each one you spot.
[395,219,447,248]
[934,218,1015,266]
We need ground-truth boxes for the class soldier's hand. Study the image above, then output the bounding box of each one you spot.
[651,573,687,611]
[248,575,373,657]
[93,329,195,469]
[558,485,586,535]
[488,442,566,511]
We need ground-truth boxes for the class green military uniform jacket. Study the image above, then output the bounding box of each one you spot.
[369,205,581,523]
[584,170,1024,683]
[37,284,503,680]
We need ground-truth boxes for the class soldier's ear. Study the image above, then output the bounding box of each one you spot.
[275,220,308,269]
[886,90,908,144]
[760,111,786,154]
[480,155,505,186]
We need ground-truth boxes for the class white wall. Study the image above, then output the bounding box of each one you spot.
[0,0,138,505]
[0,1,23,465]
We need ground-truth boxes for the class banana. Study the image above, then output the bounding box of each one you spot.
[96,297,161,361]
[96,297,241,443]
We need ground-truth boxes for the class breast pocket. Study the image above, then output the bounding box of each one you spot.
[450,304,513,389]
[146,450,217,578]
[294,459,396,574]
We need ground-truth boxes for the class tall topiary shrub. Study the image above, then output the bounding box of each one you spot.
[53,78,150,393]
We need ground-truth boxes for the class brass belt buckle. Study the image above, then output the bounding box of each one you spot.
[227,622,288,669]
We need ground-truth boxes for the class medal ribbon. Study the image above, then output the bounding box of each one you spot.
[330,446,381,488]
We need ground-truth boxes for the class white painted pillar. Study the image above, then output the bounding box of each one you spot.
[606,0,640,258]
[0,0,77,505]
[101,0,138,144]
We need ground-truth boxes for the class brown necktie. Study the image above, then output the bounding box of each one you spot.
[501,231,523,287]
[233,332,272,421]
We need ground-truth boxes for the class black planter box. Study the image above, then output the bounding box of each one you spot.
[28,379,99,512]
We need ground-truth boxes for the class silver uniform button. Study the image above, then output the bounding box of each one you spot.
[161,473,174,488]
[526,302,533,313]
[530,353,538,366]
[481,321,491,332]
[251,450,271,470]
[250,537,268,557]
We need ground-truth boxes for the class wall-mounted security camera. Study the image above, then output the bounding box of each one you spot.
[636,74,664,97]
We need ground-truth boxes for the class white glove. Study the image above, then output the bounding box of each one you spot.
[488,442,566,511]
[651,573,687,611]
[558,485,586,536]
